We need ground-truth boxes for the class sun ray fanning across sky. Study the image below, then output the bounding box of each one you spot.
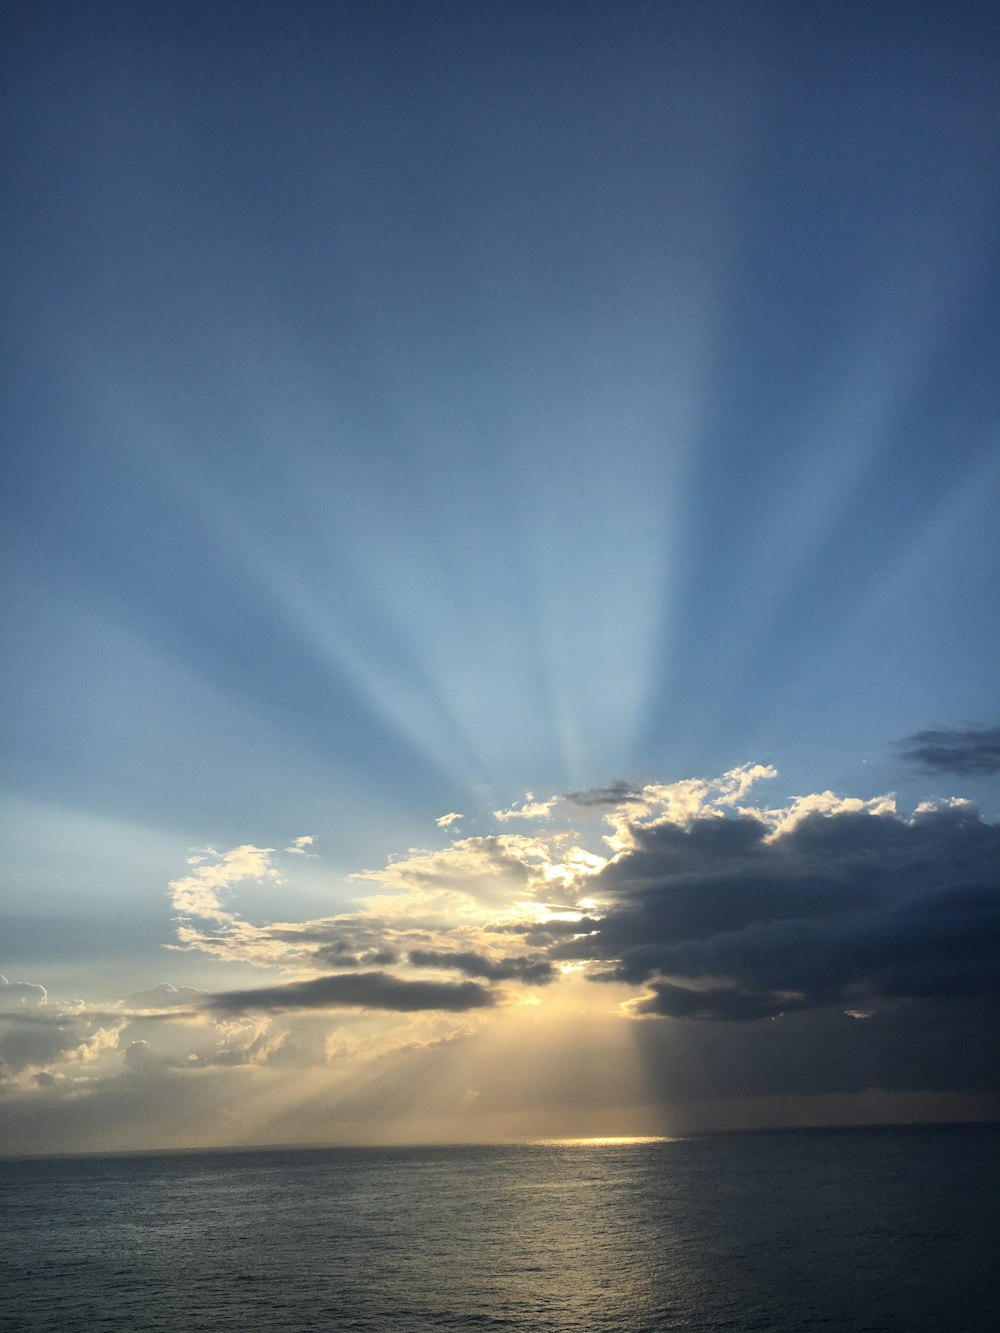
[2,0,999,1153]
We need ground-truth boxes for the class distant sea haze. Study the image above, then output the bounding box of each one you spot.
[2,1124,997,1331]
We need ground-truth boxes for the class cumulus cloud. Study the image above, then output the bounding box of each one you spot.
[0,1007,125,1076]
[408,949,556,985]
[159,768,1000,1045]
[284,835,317,856]
[204,971,497,1015]
[169,844,280,923]
[349,834,557,904]
[561,799,1000,1022]
[597,764,779,852]
[164,813,612,1001]
[0,976,48,1009]
[493,793,559,822]
[4,757,1000,1151]
[17,760,982,1143]
[900,724,1000,776]
[435,812,462,828]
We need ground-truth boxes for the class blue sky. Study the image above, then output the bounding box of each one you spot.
[2,1,999,1150]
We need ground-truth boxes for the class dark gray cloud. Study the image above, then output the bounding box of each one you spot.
[0,1008,125,1074]
[488,918,601,947]
[248,918,403,969]
[564,780,644,807]
[408,949,555,984]
[204,970,495,1015]
[310,942,399,968]
[635,981,814,1022]
[0,1020,78,1074]
[551,802,1000,1024]
[263,918,393,951]
[900,724,1000,775]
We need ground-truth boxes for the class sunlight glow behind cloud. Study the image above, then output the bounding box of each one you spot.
[3,756,999,1152]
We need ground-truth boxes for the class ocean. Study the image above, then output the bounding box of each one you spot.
[1,1123,997,1331]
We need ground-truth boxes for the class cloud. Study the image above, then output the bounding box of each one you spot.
[342,832,605,914]
[204,971,496,1015]
[37,762,982,1146]
[350,835,554,904]
[597,764,779,852]
[488,916,602,947]
[634,981,813,1022]
[408,949,556,985]
[125,982,206,1009]
[762,790,898,837]
[169,844,280,923]
[564,780,644,807]
[0,976,48,1009]
[284,835,317,856]
[312,943,398,968]
[558,799,1000,1022]
[493,793,559,822]
[166,766,999,1038]
[0,1005,126,1076]
[174,906,517,978]
[435,812,462,828]
[900,724,1000,776]
[163,774,1000,1045]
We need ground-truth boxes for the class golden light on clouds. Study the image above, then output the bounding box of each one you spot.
[5,760,999,1153]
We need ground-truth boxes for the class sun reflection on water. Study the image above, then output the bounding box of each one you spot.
[527,1135,679,1147]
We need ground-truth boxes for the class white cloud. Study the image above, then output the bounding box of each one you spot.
[168,843,280,922]
[493,793,559,822]
[284,835,317,856]
[600,764,778,851]
[436,812,463,828]
[758,790,897,839]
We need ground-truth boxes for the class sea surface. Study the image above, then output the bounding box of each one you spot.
[1,1123,998,1332]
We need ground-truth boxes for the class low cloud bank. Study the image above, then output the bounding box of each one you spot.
[205,971,495,1015]
[5,751,998,1150]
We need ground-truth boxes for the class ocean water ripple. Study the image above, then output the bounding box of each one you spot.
[2,1124,997,1331]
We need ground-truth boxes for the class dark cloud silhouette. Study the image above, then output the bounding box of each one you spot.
[635,981,814,1022]
[564,780,643,806]
[900,724,1000,775]
[205,970,495,1015]
[488,918,601,947]
[552,802,1000,1023]
[408,949,555,984]
[1,1020,79,1074]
